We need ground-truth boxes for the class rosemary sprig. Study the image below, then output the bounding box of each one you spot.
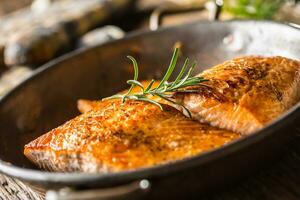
[103,47,208,117]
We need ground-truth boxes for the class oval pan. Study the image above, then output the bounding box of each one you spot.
[0,21,299,198]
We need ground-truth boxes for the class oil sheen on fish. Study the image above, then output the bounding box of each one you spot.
[175,56,300,134]
[24,100,240,173]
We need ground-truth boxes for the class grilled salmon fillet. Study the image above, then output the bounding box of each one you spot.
[24,100,239,172]
[77,80,163,113]
[175,56,300,134]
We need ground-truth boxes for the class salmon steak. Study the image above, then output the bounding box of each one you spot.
[175,56,300,134]
[24,55,300,173]
[24,99,239,173]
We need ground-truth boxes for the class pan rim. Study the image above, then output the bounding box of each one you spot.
[0,19,299,186]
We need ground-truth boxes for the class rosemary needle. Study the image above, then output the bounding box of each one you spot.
[103,47,208,117]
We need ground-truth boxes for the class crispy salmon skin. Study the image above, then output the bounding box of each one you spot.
[24,100,239,173]
[175,56,300,134]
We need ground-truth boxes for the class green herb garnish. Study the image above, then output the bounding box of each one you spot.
[223,0,284,20]
[103,47,207,117]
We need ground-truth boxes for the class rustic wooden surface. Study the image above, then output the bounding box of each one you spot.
[0,175,43,200]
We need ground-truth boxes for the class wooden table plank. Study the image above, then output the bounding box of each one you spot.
[0,175,43,200]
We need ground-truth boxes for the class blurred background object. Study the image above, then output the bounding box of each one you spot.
[223,0,285,19]
[0,0,131,68]
[0,0,32,16]
[77,25,125,48]
[276,0,300,23]
[223,0,300,22]
[0,0,299,70]
[0,0,132,97]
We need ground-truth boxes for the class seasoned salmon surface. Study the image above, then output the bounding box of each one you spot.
[175,56,300,134]
[77,80,164,114]
[24,100,239,173]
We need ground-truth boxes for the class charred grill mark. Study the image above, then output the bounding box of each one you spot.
[174,84,228,102]
[110,130,164,153]
[275,89,283,101]
[209,88,228,102]
[269,83,283,101]
[225,80,238,89]
[243,65,268,80]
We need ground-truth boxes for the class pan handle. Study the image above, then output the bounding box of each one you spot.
[149,0,223,31]
[45,179,150,200]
